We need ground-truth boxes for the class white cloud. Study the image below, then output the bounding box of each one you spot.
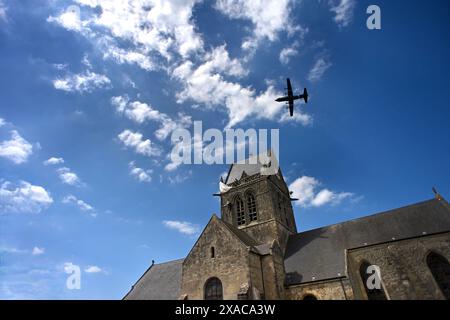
[47,5,85,33]
[129,161,152,182]
[164,161,181,172]
[0,130,33,164]
[215,0,292,43]
[162,220,199,235]
[329,0,356,28]
[57,167,82,186]
[0,180,53,214]
[84,265,102,273]
[173,46,309,127]
[43,157,64,166]
[289,175,354,207]
[49,0,204,62]
[53,70,111,93]
[0,1,7,22]
[32,247,45,256]
[53,63,69,70]
[0,118,5,127]
[118,129,161,157]
[47,1,312,128]
[279,46,298,65]
[111,96,192,140]
[62,194,96,216]
[280,110,312,126]
[168,170,192,184]
[63,262,79,273]
[155,113,192,141]
[0,245,27,254]
[307,57,332,83]
[103,45,155,71]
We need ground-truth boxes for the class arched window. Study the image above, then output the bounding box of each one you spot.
[211,247,215,258]
[204,277,223,300]
[302,294,317,300]
[427,252,450,299]
[359,261,387,300]
[235,196,245,226]
[246,192,258,222]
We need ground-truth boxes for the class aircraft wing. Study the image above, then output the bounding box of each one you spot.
[289,100,294,116]
[286,78,293,97]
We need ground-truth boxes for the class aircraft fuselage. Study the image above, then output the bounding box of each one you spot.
[275,95,303,102]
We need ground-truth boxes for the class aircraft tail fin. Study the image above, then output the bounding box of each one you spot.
[303,88,308,103]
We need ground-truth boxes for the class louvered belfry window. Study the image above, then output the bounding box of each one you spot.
[236,197,246,226]
[247,193,258,222]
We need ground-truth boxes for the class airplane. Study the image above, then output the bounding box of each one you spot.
[275,78,308,116]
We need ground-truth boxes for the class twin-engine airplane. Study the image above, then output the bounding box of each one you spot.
[275,78,308,116]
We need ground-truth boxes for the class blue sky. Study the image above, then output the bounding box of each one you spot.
[0,0,449,299]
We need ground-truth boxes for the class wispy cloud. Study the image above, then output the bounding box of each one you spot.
[111,96,191,141]
[329,0,356,28]
[0,130,33,164]
[0,1,7,23]
[118,130,161,157]
[289,175,357,207]
[0,245,27,254]
[307,57,332,82]
[53,71,111,93]
[84,265,103,274]
[129,161,152,183]
[168,170,193,184]
[0,180,53,214]
[162,220,200,236]
[62,194,96,217]
[215,0,295,53]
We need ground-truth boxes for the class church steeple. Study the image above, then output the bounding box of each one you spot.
[219,153,297,251]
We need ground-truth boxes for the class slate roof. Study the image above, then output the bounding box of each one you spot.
[284,198,450,286]
[222,219,261,247]
[225,152,277,184]
[123,258,184,300]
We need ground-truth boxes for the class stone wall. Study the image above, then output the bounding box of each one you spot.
[181,216,253,300]
[285,278,354,300]
[347,232,450,300]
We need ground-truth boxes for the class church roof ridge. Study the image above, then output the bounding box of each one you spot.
[293,197,445,237]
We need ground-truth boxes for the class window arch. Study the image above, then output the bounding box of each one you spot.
[302,294,317,300]
[426,251,450,299]
[235,196,245,226]
[246,192,258,222]
[359,261,387,300]
[204,277,223,300]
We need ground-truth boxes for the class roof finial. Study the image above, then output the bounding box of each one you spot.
[432,186,442,201]
[151,259,155,266]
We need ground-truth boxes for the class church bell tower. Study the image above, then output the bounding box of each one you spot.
[219,153,297,251]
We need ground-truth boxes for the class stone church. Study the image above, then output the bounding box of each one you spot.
[124,155,450,300]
